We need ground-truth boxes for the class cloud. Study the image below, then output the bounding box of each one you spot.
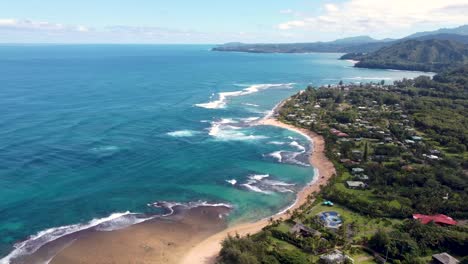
[280,9,294,14]
[278,0,468,35]
[278,20,307,30]
[0,19,90,33]
[324,4,339,12]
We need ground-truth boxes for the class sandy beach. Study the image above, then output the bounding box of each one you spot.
[180,117,336,264]
[36,117,336,264]
[43,206,230,264]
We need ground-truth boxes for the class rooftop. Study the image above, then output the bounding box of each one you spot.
[413,214,457,226]
[432,252,460,264]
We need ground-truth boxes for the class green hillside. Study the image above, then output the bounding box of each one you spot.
[348,39,468,72]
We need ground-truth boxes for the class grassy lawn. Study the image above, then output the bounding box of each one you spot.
[348,247,378,264]
[306,203,401,240]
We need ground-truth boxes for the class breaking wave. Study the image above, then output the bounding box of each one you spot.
[149,201,233,217]
[208,118,267,141]
[195,83,294,109]
[0,212,151,264]
[266,140,309,167]
[238,174,295,194]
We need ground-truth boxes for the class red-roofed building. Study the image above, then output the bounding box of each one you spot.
[413,214,457,226]
[337,132,349,137]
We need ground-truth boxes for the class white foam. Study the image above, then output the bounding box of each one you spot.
[240,117,260,122]
[167,130,199,137]
[248,174,270,181]
[208,119,267,141]
[290,141,306,152]
[195,83,294,109]
[149,201,232,216]
[263,180,295,186]
[241,183,272,194]
[226,179,237,185]
[0,212,138,264]
[268,141,285,145]
[270,186,294,193]
[344,77,393,80]
[90,146,119,152]
[268,151,283,162]
[242,103,260,107]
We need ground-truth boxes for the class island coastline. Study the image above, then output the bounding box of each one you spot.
[22,99,337,264]
[180,115,337,264]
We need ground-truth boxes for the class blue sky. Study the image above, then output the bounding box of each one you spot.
[0,0,467,43]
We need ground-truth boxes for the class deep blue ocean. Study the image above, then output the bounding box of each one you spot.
[0,45,428,261]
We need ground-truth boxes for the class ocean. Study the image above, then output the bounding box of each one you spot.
[0,44,428,261]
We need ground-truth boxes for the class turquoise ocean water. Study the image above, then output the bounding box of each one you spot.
[0,45,428,261]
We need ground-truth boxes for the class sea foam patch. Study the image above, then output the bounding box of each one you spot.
[238,174,295,194]
[167,130,200,137]
[266,140,309,167]
[208,118,267,141]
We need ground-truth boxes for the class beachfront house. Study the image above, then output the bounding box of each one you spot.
[346,181,367,189]
[290,223,321,238]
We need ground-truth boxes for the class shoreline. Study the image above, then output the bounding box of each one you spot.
[13,109,336,264]
[180,117,336,264]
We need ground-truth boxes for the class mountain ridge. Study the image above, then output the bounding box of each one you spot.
[212,25,468,54]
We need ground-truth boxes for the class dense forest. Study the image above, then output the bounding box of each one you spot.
[217,64,468,263]
[342,39,468,72]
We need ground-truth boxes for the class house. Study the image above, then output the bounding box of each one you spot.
[351,168,364,174]
[351,150,362,160]
[337,132,349,137]
[290,223,321,237]
[355,174,369,181]
[413,214,457,226]
[423,154,440,160]
[319,250,354,264]
[431,253,459,264]
[346,181,366,189]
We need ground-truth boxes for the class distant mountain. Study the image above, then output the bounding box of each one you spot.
[212,36,389,54]
[330,35,377,44]
[404,25,468,39]
[348,39,468,72]
[411,33,468,44]
[212,25,468,54]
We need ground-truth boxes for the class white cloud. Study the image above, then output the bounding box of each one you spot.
[324,4,339,12]
[280,9,294,14]
[278,20,307,30]
[0,19,90,32]
[278,0,468,35]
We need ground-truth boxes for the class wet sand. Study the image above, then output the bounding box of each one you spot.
[30,117,335,264]
[43,206,230,264]
[181,117,336,264]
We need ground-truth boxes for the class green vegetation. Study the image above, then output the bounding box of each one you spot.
[217,65,468,263]
[343,39,468,72]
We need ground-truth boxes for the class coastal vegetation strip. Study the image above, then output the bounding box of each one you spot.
[216,65,468,263]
